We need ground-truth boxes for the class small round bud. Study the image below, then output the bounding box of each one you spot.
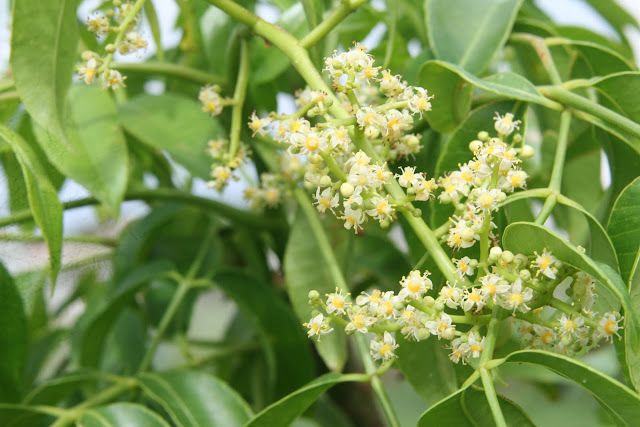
[289,146,301,154]
[461,228,475,242]
[407,135,420,148]
[304,181,314,190]
[332,58,343,69]
[340,182,354,198]
[459,334,469,343]
[501,250,515,264]
[565,287,574,297]
[380,218,390,229]
[477,131,489,141]
[412,208,422,218]
[554,260,564,269]
[364,126,380,139]
[440,194,452,204]
[561,335,572,346]
[496,192,507,203]
[416,328,431,341]
[394,301,405,311]
[319,176,332,187]
[521,145,534,158]
[514,254,528,268]
[489,137,501,145]
[519,269,532,281]
[469,259,479,268]
[81,51,94,61]
[441,328,455,340]
[105,44,116,53]
[308,290,320,301]
[490,246,503,257]
[434,301,445,312]
[423,296,435,307]
[308,153,323,164]
[512,134,523,143]
[487,253,499,264]
[469,140,483,153]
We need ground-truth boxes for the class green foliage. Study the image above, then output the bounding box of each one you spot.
[1,0,640,425]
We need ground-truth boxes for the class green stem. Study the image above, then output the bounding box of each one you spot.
[0,188,284,230]
[509,33,562,85]
[0,233,117,246]
[111,61,225,85]
[138,280,191,372]
[480,368,507,427]
[300,0,369,49]
[99,0,147,72]
[229,39,250,160]
[535,109,571,224]
[354,334,400,427]
[541,86,640,140]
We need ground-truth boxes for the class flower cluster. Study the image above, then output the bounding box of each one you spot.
[78,1,147,90]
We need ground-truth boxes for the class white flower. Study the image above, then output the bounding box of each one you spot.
[461,288,486,312]
[404,86,433,117]
[370,331,399,361]
[494,112,521,136]
[376,291,400,319]
[480,273,510,301]
[448,338,470,364]
[87,14,110,35]
[342,207,366,232]
[199,86,224,117]
[474,188,502,212]
[304,314,333,341]
[78,57,99,85]
[366,196,394,223]
[398,270,432,301]
[425,313,455,340]
[101,69,126,90]
[208,165,233,190]
[380,109,412,140]
[532,250,557,279]
[532,324,556,347]
[396,166,422,188]
[557,314,586,339]
[439,284,463,309]
[500,278,533,313]
[314,187,339,214]
[248,112,272,135]
[345,308,377,334]
[468,334,485,358]
[325,288,349,315]
[455,256,475,278]
[378,70,405,96]
[598,312,623,341]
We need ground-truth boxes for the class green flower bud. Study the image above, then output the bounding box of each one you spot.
[319,175,332,186]
[512,134,523,143]
[434,301,445,312]
[412,208,422,218]
[478,131,489,141]
[501,250,515,264]
[423,296,435,307]
[340,182,355,198]
[519,269,532,281]
[308,290,320,301]
[520,145,534,158]
[416,328,431,341]
[469,140,483,152]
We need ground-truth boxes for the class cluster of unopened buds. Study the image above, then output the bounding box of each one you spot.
[77,0,147,90]
[305,245,623,364]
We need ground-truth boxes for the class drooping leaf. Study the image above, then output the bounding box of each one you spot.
[502,222,639,347]
[32,85,128,217]
[247,373,369,427]
[0,124,62,285]
[10,0,78,140]
[213,269,314,400]
[0,404,53,427]
[118,93,223,180]
[284,212,347,372]
[0,262,29,403]
[24,372,103,405]
[138,370,253,427]
[606,176,640,284]
[504,349,640,425]
[395,335,457,404]
[425,0,523,74]
[78,403,170,427]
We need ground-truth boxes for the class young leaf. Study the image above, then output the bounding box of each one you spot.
[504,349,640,425]
[606,176,640,284]
[10,0,78,141]
[0,125,62,286]
[247,373,369,427]
[78,403,170,427]
[138,370,253,427]
[32,85,128,217]
[425,0,523,74]
[502,222,640,347]
[284,212,348,372]
[213,269,314,400]
[0,262,29,403]
[118,93,223,180]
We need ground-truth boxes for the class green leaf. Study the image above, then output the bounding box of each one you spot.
[119,93,222,180]
[78,403,170,427]
[78,261,174,368]
[425,0,523,74]
[213,269,314,400]
[284,213,347,372]
[504,349,640,425]
[395,335,457,404]
[0,404,53,426]
[548,39,635,77]
[32,85,128,217]
[623,258,640,392]
[10,0,78,140]
[0,124,62,285]
[606,176,640,284]
[502,222,640,346]
[417,383,534,426]
[0,262,29,403]
[138,370,252,427]
[582,0,640,47]
[247,373,369,427]
[24,372,102,405]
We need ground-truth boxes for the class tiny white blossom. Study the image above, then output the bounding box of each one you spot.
[494,112,521,136]
[370,331,399,361]
[304,314,333,341]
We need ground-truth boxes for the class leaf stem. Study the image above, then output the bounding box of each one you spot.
[99,0,147,73]
[300,0,370,49]
[480,368,507,427]
[111,61,225,85]
[477,306,507,427]
[229,39,250,161]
